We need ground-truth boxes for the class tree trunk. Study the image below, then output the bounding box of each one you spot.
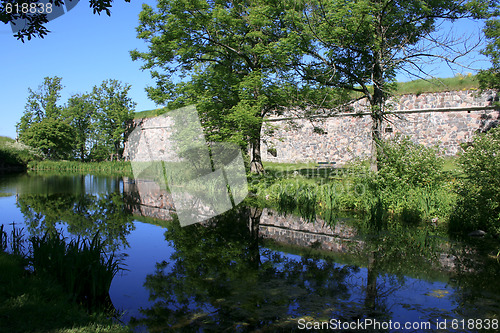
[80,145,85,161]
[364,250,379,310]
[114,142,121,161]
[249,132,265,174]
[370,111,383,172]
[370,53,385,173]
[248,206,262,269]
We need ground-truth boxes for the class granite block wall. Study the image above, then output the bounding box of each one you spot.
[125,90,499,165]
[262,90,499,164]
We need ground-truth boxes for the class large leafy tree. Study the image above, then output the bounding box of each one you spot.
[91,79,136,161]
[131,0,313,174]
[17,76,75,159]
[289,0,492,170]
[21,117,75,159]
[478,6,500,97]
[17,76,64,136]
[17,77,136,161]
[64,93,95,161]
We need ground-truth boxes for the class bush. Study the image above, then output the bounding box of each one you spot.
[378,135,444,189]
[449,127,500,236]
[0,137,43,168]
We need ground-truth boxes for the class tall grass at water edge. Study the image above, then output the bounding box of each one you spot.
[1,224,123,312]
[263,176,455,227]
[29,160,133,176]
[31,231,122,311]
[256,150,456,230]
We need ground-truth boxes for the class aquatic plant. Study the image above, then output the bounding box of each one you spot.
[30,231,122,311]
[28,160,133,176]
[0,224,6,252]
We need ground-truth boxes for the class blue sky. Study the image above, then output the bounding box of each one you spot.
[0,1,493,139]
[1,1,158,139]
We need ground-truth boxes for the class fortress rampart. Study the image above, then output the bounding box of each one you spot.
[126,90,499,165]
[261,90,499,164]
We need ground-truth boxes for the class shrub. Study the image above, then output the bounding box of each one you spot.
[378,135,444,189]
[449,127,500,236]
[0,138,43,168]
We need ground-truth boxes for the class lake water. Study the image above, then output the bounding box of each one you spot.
[0,173,499,332]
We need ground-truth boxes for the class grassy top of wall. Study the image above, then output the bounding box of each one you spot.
[134,74,480,119]
[395,73,478,95]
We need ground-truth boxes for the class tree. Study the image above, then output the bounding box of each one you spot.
[91,79,136,161]
[17,76,76,159]
[288,0,492,171]
[64,93,95,161]
[17,76,64,138]
[0,0,131,41]
[478,7,500,97]
[21,117,75,159]
[449,127,500,236]
[131,0,313,174]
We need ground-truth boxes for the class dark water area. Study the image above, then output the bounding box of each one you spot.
[0,173,499,332]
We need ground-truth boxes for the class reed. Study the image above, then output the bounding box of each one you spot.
[0,225,129,332]
[30,231,122,311]
[0,224,6,252]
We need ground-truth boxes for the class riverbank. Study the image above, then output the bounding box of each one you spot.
[0,251,130,333]
[28,160,133,176]
[251,131,500,241]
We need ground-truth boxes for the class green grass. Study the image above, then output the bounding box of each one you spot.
[442,156,461,172]
[0,252,130,333]
[29,160,133,176]
[252,157,459,230]
[0,136,15,145]
[0,224,130,332]
[395,74,479,95]
[262,161,317,171]
[133,107,168,119]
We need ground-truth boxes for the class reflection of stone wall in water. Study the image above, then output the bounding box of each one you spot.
[123,178,175,221]
[259,209,360,252]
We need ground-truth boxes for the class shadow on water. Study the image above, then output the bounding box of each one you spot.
[129,207,392,332]
[0,173,499,331]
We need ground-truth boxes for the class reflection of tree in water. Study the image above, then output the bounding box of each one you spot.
[129,207,395,332]
[447,240,500,320]
[16,192,135,251]
[344,213,445,319]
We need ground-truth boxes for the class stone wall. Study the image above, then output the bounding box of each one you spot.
[262,90,499,164]
[125,90,499,165]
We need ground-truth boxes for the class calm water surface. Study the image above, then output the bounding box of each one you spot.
[0,173,499,332]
